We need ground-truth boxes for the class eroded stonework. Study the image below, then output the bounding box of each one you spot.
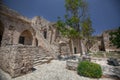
[0,45,35,77]
[0,4,56,77]
[0,4,73,77]
[0,4,119,78]
[90,29,120,52]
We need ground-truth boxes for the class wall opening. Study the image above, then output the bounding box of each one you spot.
[0,21,4,47]
[74,47,77,54]
[43,30,47,39]
[99,45,105,51]
[19,30,33,45]
[35,38,38,46]
[19,36,25,45]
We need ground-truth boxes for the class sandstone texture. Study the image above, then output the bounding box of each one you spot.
[0,3,119,78]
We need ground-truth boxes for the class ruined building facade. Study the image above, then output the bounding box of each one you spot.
[0,4,119,77]
[0,4,83,77]
[90,30,120,52]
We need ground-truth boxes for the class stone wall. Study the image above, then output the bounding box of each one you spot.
[102,30,120,52]
[90,29,120,52]
[0,45,38,77]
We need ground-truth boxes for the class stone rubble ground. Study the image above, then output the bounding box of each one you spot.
[91,58,120,77]
[0,60,118,80]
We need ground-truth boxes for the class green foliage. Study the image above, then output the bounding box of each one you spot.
[82,17,94,52]
[64,0,88,31]
[109,27,120,48]
[57,17,81,38]
[82,17,94,37]
[77,61,102,78]
[57,0,94,54]
[57,0,93,40]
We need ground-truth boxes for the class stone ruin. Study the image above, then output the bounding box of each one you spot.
[0,4,119,78]
[0,4,52,77]
[90,30,120,52]
[0,4,83,77]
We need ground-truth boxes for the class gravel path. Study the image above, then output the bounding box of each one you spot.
[0,60,116,80]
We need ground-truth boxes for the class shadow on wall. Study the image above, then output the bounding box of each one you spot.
[19,30,33,45]
[0,21,4,47]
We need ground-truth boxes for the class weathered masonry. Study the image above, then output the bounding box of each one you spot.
[0,4,55,77]
[90,30,120,52]
[0,4,119,78]
[0,4,78,77]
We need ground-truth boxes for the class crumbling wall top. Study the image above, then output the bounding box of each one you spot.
[0,4,30,23]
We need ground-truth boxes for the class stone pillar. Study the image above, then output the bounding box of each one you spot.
[13,31,20,45]
[32,36,36,46]
[51,29,55,44]
[50,30,53,44]
[71,39,74,54]
[48,30,51,44]
[81,42,86,55]
[1,27,10,46]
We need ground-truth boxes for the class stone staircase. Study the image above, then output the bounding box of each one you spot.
[32,24,57,58]
[33,47,53,66]
[90,41,99,52]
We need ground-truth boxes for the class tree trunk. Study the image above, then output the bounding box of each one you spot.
[79,39,83,56]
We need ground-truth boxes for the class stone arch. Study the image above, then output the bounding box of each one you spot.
[0,21,4,47]
[19,30,33,45]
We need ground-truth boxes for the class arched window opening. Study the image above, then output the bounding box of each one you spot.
[19,30,33,45]
[0,21,4,47]
[43,30,47,39]
[35,38,38,46]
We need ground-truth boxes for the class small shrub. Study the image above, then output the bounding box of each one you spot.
[77,61,102,78]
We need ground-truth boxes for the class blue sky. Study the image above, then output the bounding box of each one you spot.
[3,0,120,35]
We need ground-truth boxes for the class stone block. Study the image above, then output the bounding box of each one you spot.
[66,60,79,70]
[0,45,35,78]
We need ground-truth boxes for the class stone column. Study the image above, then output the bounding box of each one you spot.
[48,30,51,43]
[32,36,36,46]
[1,27,10,46]
[51,29,56,44]
[81,42,86,55]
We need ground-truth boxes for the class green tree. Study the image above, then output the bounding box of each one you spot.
[82,17,94,52]
[109,27,120,48]
[57,0,93,55]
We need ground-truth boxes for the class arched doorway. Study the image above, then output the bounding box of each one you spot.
[19,30,33,45]
[0,21,4,47]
